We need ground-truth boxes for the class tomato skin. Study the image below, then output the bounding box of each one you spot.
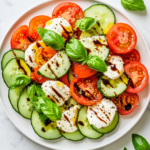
[72,62,97,78]
[59,73,70,87]
[11,25,32,50]
[107,23,137,54]
[28,15,51,41]
[124,61,149,93]
[111,92,139,115]
[70,76,103,105]
[109,49,140,65]
[52,2,84,27]
[120,49,140,65]
[31,68,50,84]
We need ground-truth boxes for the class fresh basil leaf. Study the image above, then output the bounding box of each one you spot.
[27,84,35,102]
[74,19,82,31]
[87,55,107,72]
[37,27,65,50]
[81,54,93,65]
[10,75,31,90]
[123,148,127,150]
[27,84,41,113]
[33,100,41,113]
[35,84,45,97]
[74,17,97,31]
[38,112,48,123]
[66,38,87,62]
[121,0,146,11]
[81,59,88,65]
[132,134,149,150]
[38,97,62,121]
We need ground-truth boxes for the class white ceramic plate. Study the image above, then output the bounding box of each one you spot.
[0,0,150,150]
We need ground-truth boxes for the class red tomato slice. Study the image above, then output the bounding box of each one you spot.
[107,23,137,54]
[11,25,32,50]
[31,68,50,84]
[111,92,139,115]
[70,75,103,105]
[28,15,51,41]
[52,2,84,28]
[72,62,97,78]
[59,73,70,87]
[120,49,140,65]
[124,61,149,93]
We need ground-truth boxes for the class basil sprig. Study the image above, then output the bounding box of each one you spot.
[38,97,62,121]
[87,55,107,72]
[132,134,150,150]
[27,84,62,122]
[74,17,97,31]
[27,84,41,113]
[123,148,127,150]
[66,38,87,62]
[10,75,31,90]
[121,0,146,11]
[27,84,48,123]
[37,27,65,50]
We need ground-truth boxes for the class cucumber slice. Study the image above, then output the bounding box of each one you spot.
[97,73,129,98]
[92,111,119,134]
[84,4,116,34]
[59,130,85,141]
[8,85,25,112]
[38,50,71,79]
[80,36,109,60]
[77,106,103,139]
[18,87,33,119]
[2,58,31,87]
[67,67,74,83]
[60,97,78,113]
[1,49,25,70]
[80,21,103,39]
[31,109,62,140]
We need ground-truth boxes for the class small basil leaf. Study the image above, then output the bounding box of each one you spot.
[74,17,97,31]
[87,56,107,72]
[121,0,146,11]
[74,20,82,31]
[66,38,87,62]
[81,59,88,65]
[132,134,149,150]
[37,27,65,50]
[27,84,35,102]
[123,148,127,150]
[38,112,48,123]
[10,75,31,90]
[80,17,97,31]
[27,84,47,113]
[33,100,41,113]
[81,54,93,65]
[38,97,62,121]
[147,144,150,150]
[35,84,45,97]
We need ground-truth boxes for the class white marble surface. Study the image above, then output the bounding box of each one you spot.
[0,0,150,150]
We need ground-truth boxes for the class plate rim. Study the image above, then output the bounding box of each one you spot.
[0,0,150,149]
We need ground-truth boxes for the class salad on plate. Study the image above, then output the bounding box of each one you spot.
[1,2,149,141]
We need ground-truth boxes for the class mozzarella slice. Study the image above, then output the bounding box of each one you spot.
[80,36,109,60]
[45,18,73,41]
[42,81,71,106]
[25,41,47,68]
[104,55,124,79]
[87,98,117,129]
[57,105,80,132]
